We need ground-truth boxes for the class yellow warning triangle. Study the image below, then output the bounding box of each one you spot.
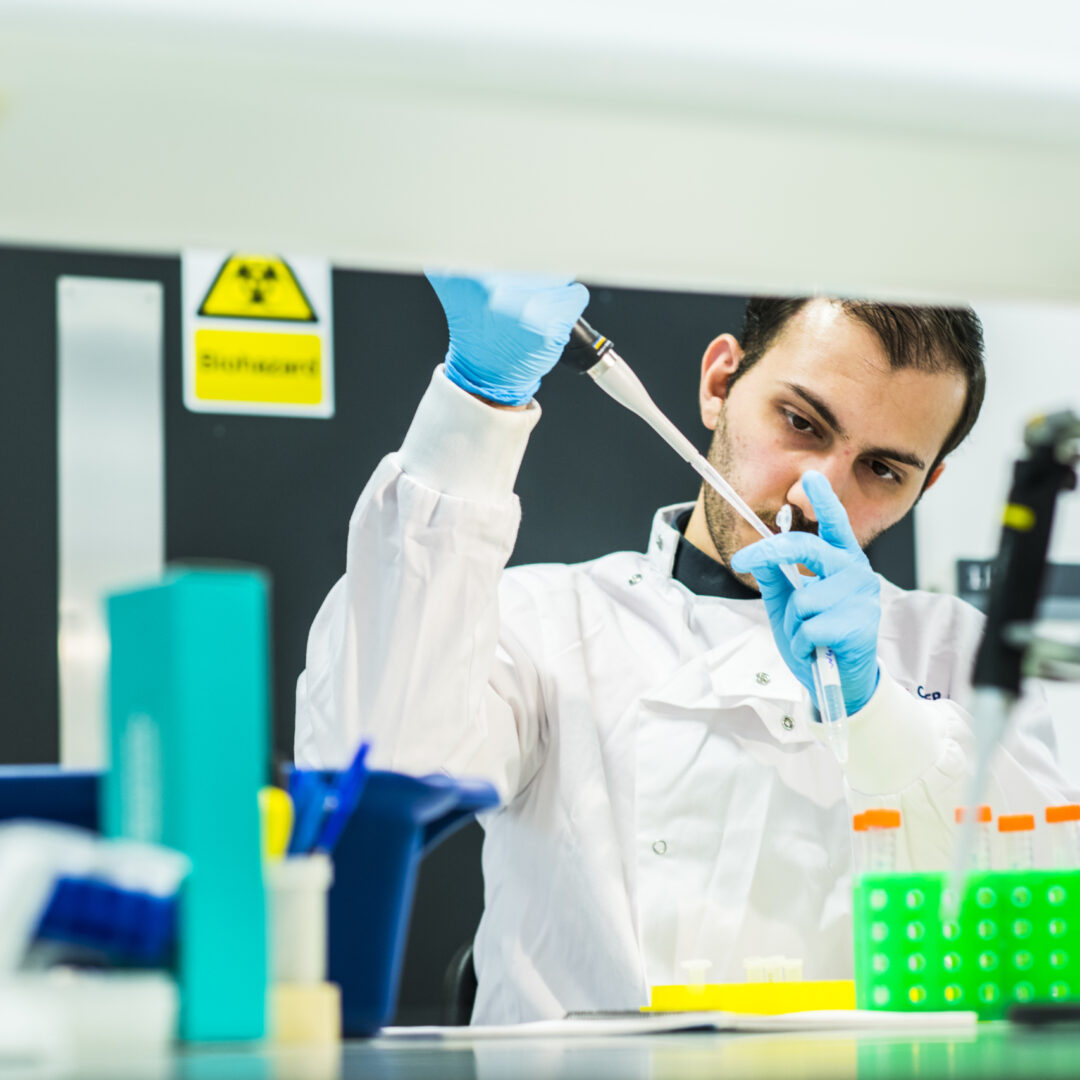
[198,253,317,322]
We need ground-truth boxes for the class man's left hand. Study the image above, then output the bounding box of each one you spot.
[730,471,881,715]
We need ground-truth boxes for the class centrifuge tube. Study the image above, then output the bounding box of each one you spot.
[1045,804,1080,869]
[955,805,994,871]
[998,813,1035,871]
[852,812,868,877]
[864,808,901,874]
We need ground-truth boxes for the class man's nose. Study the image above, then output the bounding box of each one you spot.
[787,457,850,522]
[787,477,816,524]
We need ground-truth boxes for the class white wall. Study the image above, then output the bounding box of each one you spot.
[2,1,1080,303]
[915,301,1080,785]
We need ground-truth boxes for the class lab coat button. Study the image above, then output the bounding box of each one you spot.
[652,840,668,855]
[629,573,643,586]
[756,671,771,685]
[782,715,795,731]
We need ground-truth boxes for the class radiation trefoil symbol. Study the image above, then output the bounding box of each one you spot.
[198,254,318,323]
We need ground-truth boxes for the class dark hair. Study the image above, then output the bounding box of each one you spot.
[730,297,986,486]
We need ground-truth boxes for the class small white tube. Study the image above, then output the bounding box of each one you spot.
[680,958,712,992]
[743,956,766,983]
[762,956,785,983]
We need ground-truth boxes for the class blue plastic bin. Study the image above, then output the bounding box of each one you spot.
[327,770,499,1036]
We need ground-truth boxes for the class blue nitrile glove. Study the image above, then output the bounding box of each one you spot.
[425,271,590,406]
[729,471,881,715]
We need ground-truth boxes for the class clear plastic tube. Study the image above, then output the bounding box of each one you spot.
[776,504,847,764]
[1046,805,1080,869]
[954,805,994,871]
[852,812,868,877]
[743,956,766,982]
[998,814,1035,871]
[864,808,901,874]
[945,688,1014,915]
[680,958,712,992]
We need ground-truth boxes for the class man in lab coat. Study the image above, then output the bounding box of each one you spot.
[296,273,1072,1023]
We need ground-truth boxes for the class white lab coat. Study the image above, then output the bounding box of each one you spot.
[296,367,1075,1024]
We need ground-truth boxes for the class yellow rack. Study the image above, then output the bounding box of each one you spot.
[645,980,856,1014]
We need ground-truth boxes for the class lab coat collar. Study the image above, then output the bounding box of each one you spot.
[645,504,686,578]
[646,504,760,601]
[643,505,813,739]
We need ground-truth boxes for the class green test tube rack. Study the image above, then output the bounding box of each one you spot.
[853,871,1080,1020]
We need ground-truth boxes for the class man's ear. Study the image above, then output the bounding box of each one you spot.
[700,334,743,431]
[922,461,946,494]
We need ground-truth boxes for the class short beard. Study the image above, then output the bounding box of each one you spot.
[702,413,818,590]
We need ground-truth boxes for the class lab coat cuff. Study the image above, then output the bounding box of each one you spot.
[400,365,542,502]
[842,664,947,796]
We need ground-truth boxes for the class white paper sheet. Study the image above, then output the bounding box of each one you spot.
[380,1009,978,1041]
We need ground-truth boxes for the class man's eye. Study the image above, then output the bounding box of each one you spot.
[868,459,901,483]
[782,409,815,434]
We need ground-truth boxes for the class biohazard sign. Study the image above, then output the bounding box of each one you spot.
[182,250,334,417]
[198,254,316,322]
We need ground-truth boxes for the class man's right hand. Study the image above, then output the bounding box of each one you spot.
[425,271,590,407]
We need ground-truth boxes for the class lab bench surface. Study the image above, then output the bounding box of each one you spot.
[32,1024,1080,1080]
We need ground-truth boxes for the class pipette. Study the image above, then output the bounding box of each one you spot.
[561,318,849,763]
[946,410,1080,913]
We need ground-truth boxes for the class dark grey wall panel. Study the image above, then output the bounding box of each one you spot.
[0,249,60,764]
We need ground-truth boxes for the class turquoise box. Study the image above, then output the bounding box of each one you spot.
[104,569,269,1041]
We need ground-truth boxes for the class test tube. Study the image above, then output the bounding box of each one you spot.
[998,813,1036,870]
[680,958,712,994]
[782,957,804,982]
[954,805,994,871]
[864,808,901,874]
[852,812,868,877]
[1045,804,1080,869]
[743,956,766,983]
[762,956,786,982]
